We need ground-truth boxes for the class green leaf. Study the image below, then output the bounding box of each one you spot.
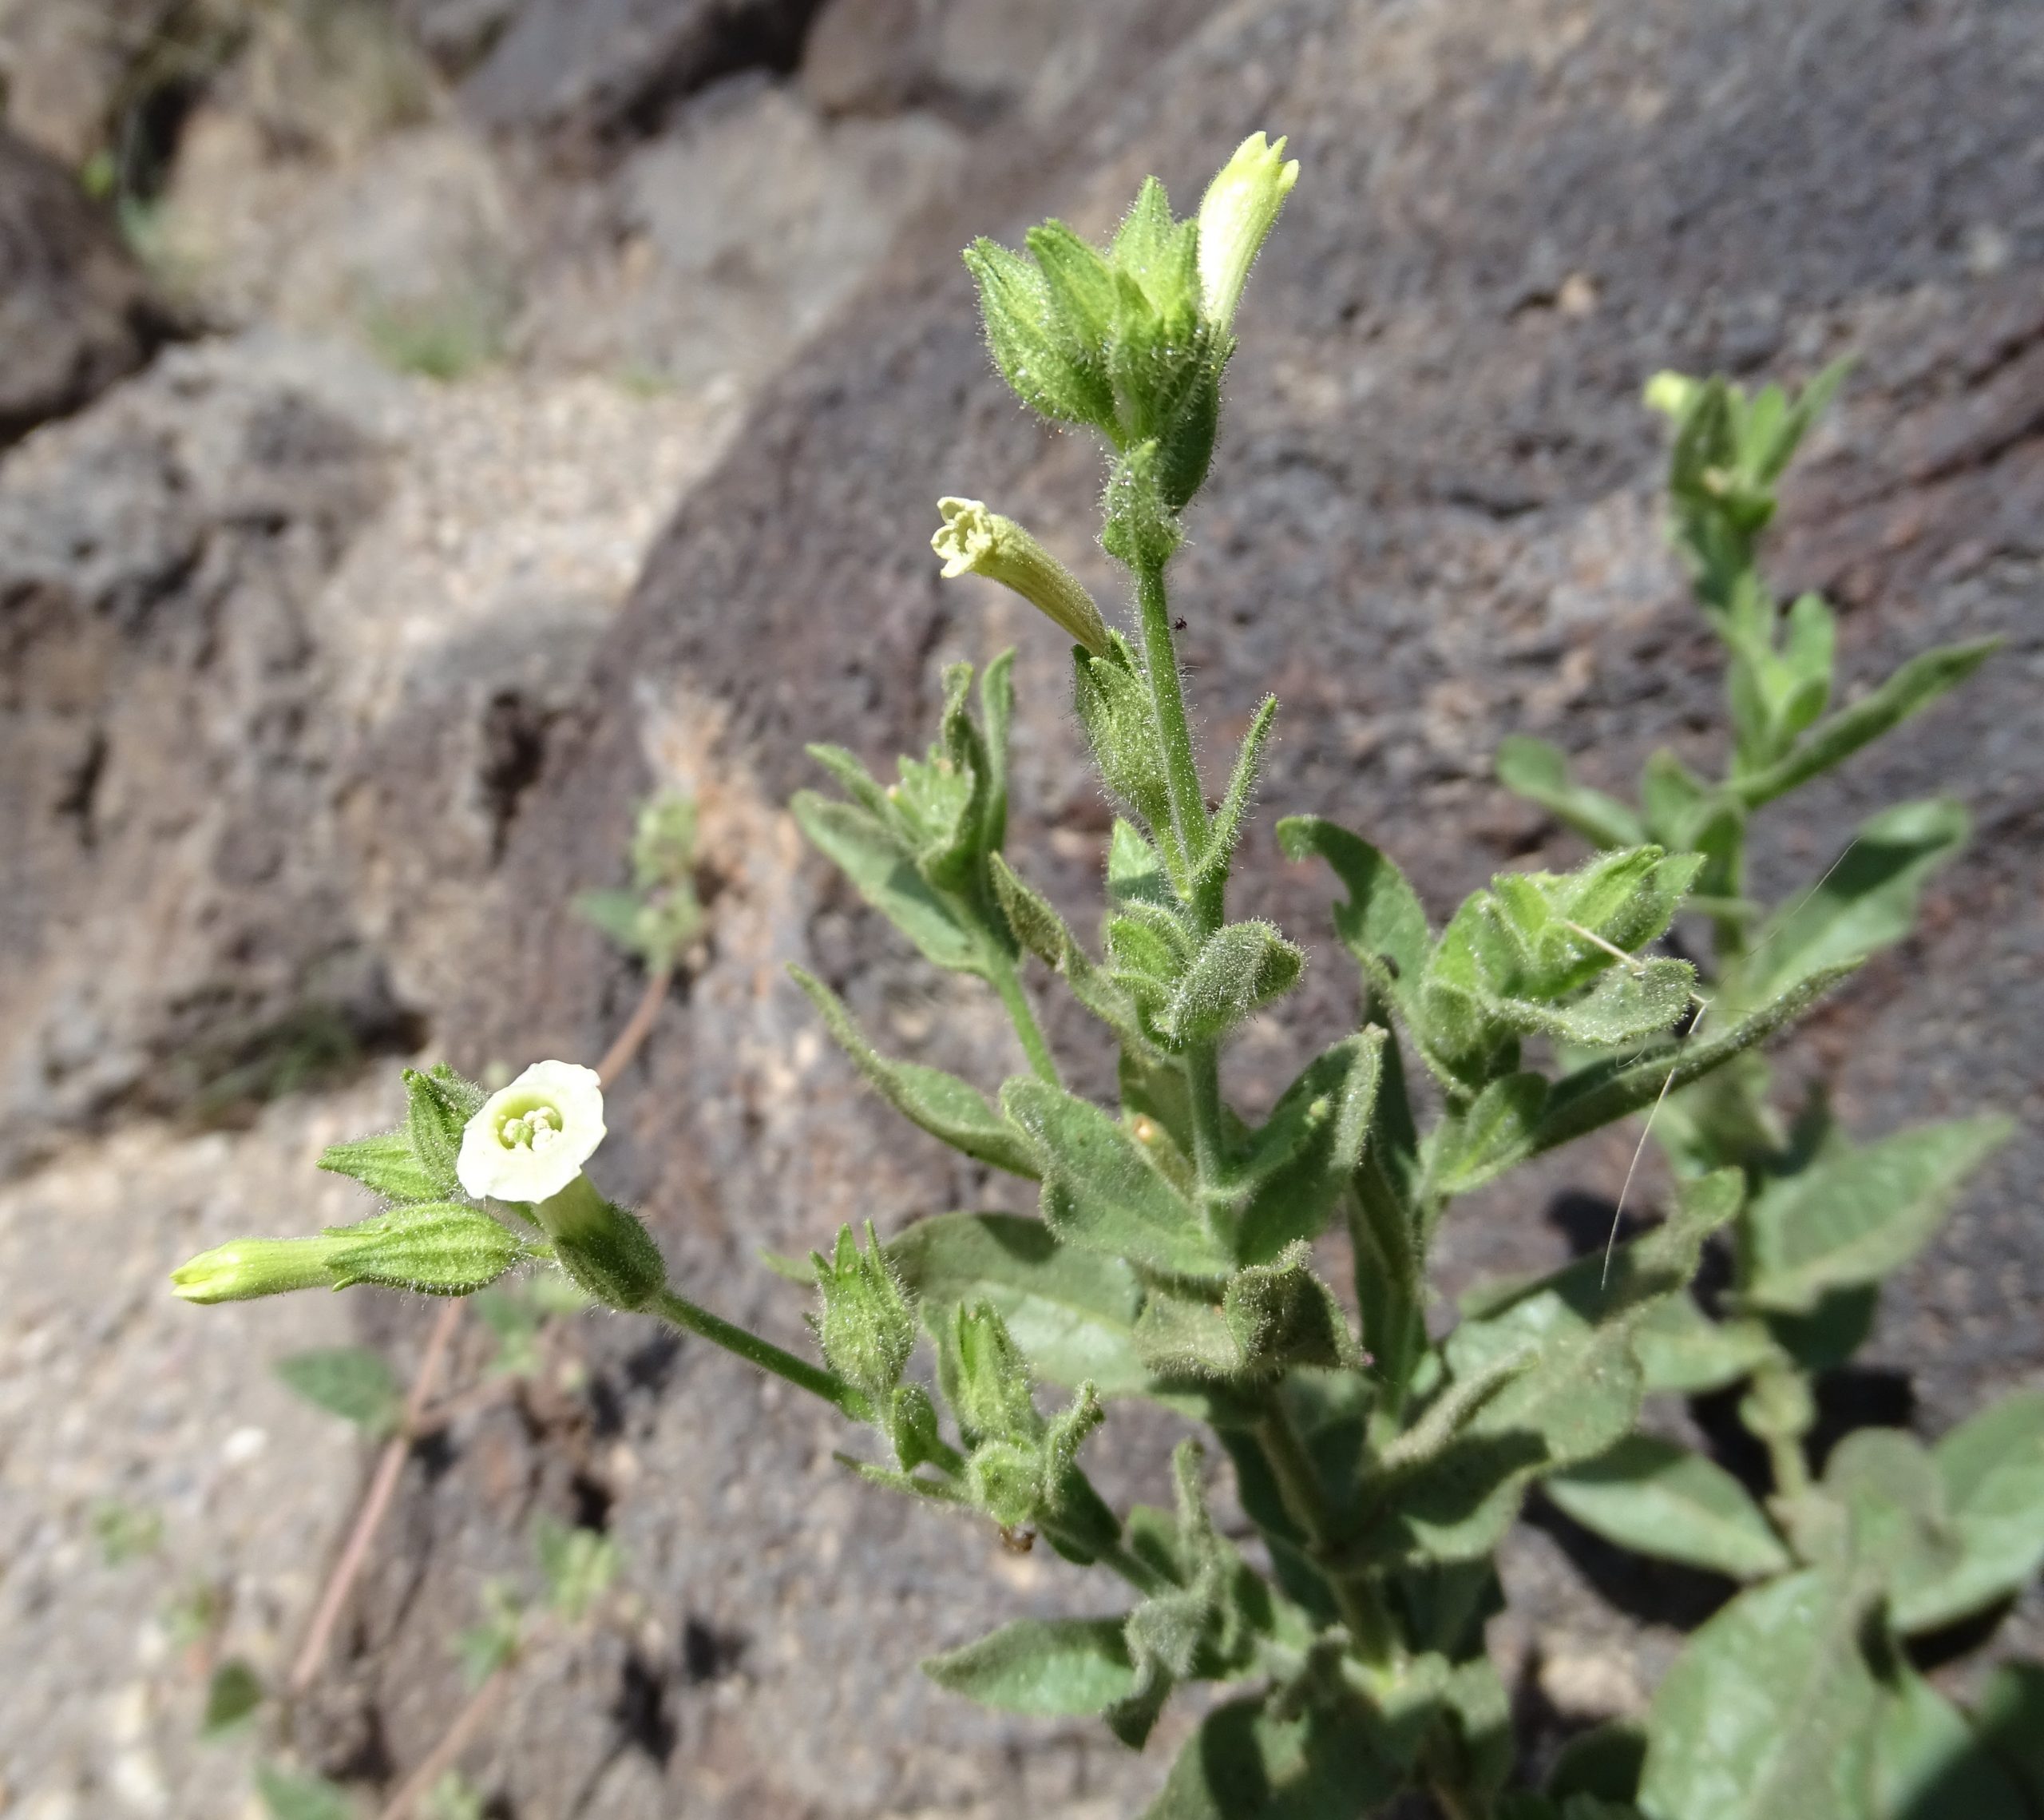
[1143,1689,1411,1820]
[1530,963,1856,1155]
[790,968,1038,1177]
[1002,1081,1229,1278]
[1894,1390,2044,1633]
[923,1616,1136,1715]
[1549,1722,1647,1802]
[1745,1116,2010,1314]
[887,1213,1149,1396]
[1373,1172,1742,1565]
[1544,1436,1791,1581]
[316,1131,440,1204]
[272,1347,402,1436]
[1632,1299,1775,1396]
[1973,1663,2044,1808]
[1638,1570,1880,1820]
[1727,799,1970,1009]
[1230,1031,1384,1263]
[200,1658,265,1737]
[1809,1428,1956,1593]
[1277,815,1430,1015]
[1872,1664,2029,1820]
[256,1766,358,1820]
[988,855,1148,1048]
[1162,922,1305,1049]
[1731,638,1999,810]
[1428,1073,1549,1197]
[791,793,984,975]
[1194,696,1278,891]
[1495,736,1646,848]
[1075,636,1176,849]
[533,1515,620,1622]
[1491,958,1697,1050]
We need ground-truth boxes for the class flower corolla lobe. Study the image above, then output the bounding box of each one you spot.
[458,1060,607,1203]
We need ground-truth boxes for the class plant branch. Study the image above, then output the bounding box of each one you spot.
[650,1287,869,1422]
[375,1662,509,1820]
[1134,558,1210,911]
[1254,1392,1396,1663]
[987,949,1060,1085]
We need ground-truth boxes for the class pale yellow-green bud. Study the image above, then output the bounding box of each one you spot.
[171,1235,339,1303]
[1643,371,1701,420]
[932,498,1111,657]
[1195,132,1299,336]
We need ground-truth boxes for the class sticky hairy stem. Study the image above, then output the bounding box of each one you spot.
[987,948,1060,1085]
[651,1287,869,1422]
[1135,558,1210,911]
[1254,1393,1396,1663]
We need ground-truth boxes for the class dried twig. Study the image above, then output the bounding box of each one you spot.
[374,1665,509,1820]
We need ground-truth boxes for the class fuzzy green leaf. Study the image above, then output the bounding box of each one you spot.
[1162,921,1304,1048]
[1530,963,1856,1155]
[988,855,1149,1047]
[1893,1390,2044,1633]
[402,1064,485,1199]
[1638,1569,1880,1820]
[1631,1299,1775,1396]
[1278,815,1431,1015]
[1495,737,1647,849]
[1075,636,1175,844]
[1428,1073,1549,1198]
[1974,1664,2044,1808]
[887,1212,1149,1396]
[1142,1689,1412,1820]
[1491,958,1697,1050]
[1872,1665,2029,1820]
[791,793,984,975]
[1731,638,1999,809]
[273,1347,403,1436]
[316,1131,440,1204]
[1745,1116,2010,1314]
[1727,799,1969,1009]
[1193,696,1278,892]
[1003,1081,1229,1278]
[790,968,1038,1177]
[201,1658,265,1736]
[255,1766,357,1820]
[1231,1030,1384,1263]
[1544,1436,1791,1581]
[924,1616,1137,1715]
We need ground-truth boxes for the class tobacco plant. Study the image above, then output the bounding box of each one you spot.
[174,136,2042,1818]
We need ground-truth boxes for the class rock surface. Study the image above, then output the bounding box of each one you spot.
[2,0,2042,1814]
[0,125,172,446]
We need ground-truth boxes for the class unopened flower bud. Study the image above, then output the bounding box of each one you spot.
[933,498,1111,657]
[1195,132,1299,336]
[457,1061,606,1204]
[172,1236,339,1304]
[810,1221,917,1402]
[1644,370,1701,420]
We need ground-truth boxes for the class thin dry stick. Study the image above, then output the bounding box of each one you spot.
[1597,832,1866,1283]
[287,962,675,1695]
[290,1298,461,1693]
[374,1665,509,1820]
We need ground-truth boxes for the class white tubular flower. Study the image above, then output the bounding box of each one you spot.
[1195,132,1300,335]
[458,1060,607,1203]
[932,497,1111,656]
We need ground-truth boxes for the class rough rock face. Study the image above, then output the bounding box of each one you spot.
[3,0,2041,1814]
[0,125,172,445]
[394,0,2038,1809]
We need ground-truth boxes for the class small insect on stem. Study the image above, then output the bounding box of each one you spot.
[999,1524,1036,1555]
[1173,617,1188,630]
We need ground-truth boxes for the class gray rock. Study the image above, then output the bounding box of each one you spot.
[453,0,826,148]
[0,125,172,445]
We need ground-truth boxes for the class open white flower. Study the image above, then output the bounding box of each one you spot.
[458,1060,607,1203]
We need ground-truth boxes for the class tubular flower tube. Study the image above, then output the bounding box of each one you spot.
[932,498,1112,656]
[457,1060,607,1203]
[1194,131,1299,336]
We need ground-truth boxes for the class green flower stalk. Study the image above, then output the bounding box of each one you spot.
[932,497,1111,656]
[1194,131,1299,335]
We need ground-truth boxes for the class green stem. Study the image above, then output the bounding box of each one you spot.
[1254,1394,1396,1663]
[988,950,1060,1085]
[1185,1044,1228,1189]
[1135,557,1210,910]
[651,1288,868,1423]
